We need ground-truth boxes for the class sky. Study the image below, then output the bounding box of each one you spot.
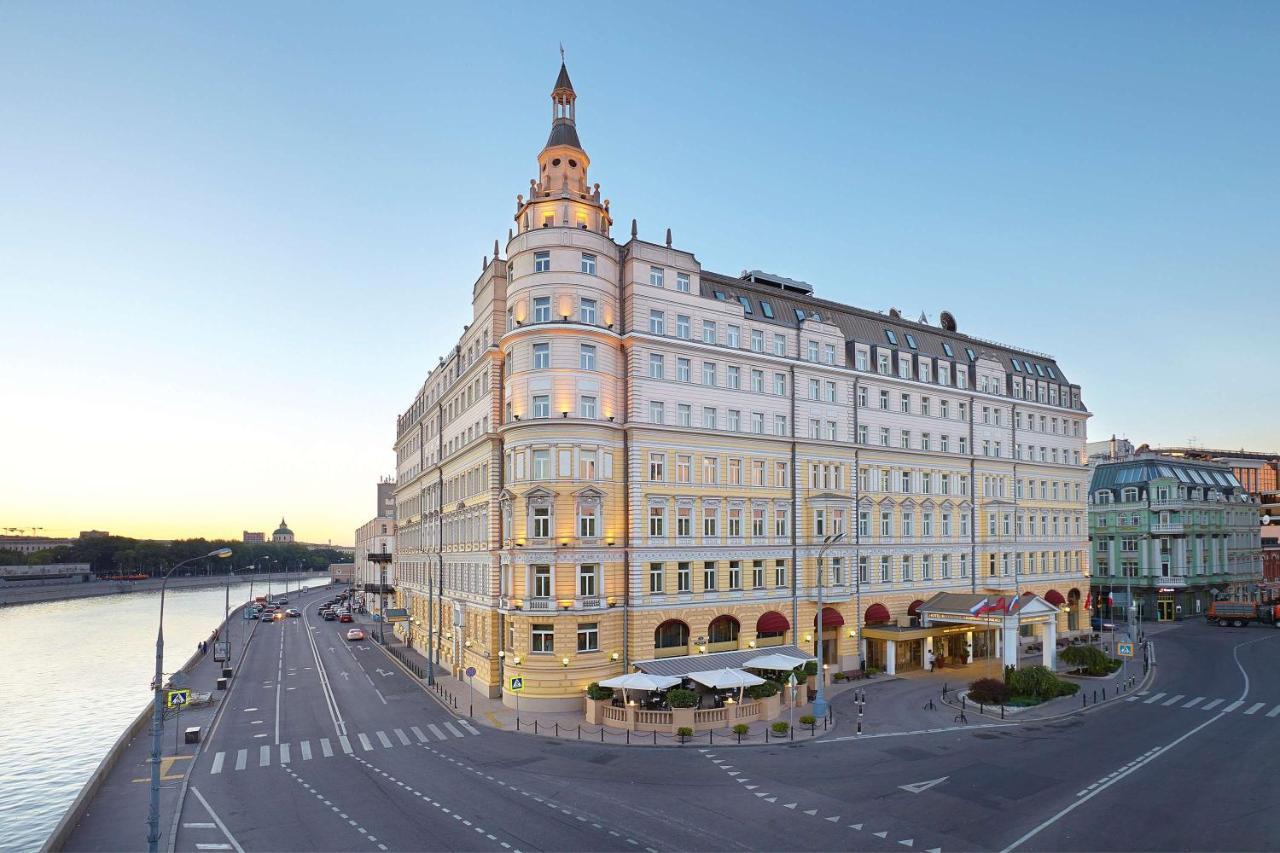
[2,3,1276,544]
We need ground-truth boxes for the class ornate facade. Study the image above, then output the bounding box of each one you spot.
[392,63,1092,709]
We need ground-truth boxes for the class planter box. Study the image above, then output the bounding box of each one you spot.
[585,697,609,724]
[670,706,695,734]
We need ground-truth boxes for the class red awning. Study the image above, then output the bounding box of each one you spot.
[813,606,844,628]
[1045,589,1066,606]
[756,611,790,633]
[907,599,925,616]
[865,603,891,625]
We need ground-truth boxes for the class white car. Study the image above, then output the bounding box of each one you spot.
[346,628,365,641]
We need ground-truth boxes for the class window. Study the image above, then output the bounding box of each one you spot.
[905,333,918,350]
[676,315,690,339]
[880,390,890,410]
[901,393,911,413]
[775,414,789,435]
[751,329,764,352]
[703,456,719,483]
[649,562,664,594]
[580,298,597,324]
[677,404,692,427]
[532,623,554,653]
[577,623,599,652]
[702,561,717,591]
[531,504,551,538]
[677,455,691,483]
[727,365,741,389]
[728,561,742,589]
[761,301,775,319]
[752,412,765,433]
[649,310,664,335]
[532,342,549,369]
[807,340,819,362]
[752,560,764,589]
[676,505,692,537]
[579,396,597,418]
[533,296,551,323]
[880,510,892,537]
[534,251,550,273]
[880,426,891,446]
[702,362,717,385]
[532,395,550,418]
[728,409,741,431]
[577,565,597,597]
[579,344,596,370]
[677,357,691,382]
[856,349,869,371]
[878,351,891,374]
[774,373,786,395]
[752,506,765,536]
[649,353,664,379]
[703,407,717,429]
[824,344,835,364]
[775,507,789,536]
[649,452,665,481]
[885,329,899,345]
[649,266,664,287]
[702,320,717,344]
[649,401,664,423]
[775,559,787,587]
[677,562,691,592]
[676,272,690,293]
[773,334,786,356]
[857,424,868,444]
[727,325,741,348]
[738,295,753,314]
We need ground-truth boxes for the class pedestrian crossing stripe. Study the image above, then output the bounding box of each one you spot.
[207,722,482,772]
[1129,695,1280,716]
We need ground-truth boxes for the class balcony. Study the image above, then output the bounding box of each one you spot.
[575,596,603,610]
[526,598,554,611]
[1151,523,1184,533]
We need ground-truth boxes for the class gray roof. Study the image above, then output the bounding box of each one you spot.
[633,644,813,677]
[1089,457,1244,494]
[553,62,574,93]
[699,270,1080,402]
[545,120,581,150]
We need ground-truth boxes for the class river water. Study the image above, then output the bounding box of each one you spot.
[0,579,324,852]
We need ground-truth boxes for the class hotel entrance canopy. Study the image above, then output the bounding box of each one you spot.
[917,592,1061,628]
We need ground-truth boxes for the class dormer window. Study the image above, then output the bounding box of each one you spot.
[965,347,976,361]
[905,334,918,349]
[885,330,899,346]
[738,296,753,315]
[760,301,774,319]
[942,342,954,358]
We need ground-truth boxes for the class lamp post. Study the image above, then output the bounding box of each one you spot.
[813,531,846,719]
[148,547,232,853]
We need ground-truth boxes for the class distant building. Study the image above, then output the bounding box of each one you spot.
[0,563,93,586]
[1086,436,1134,463]
[0,536,76,555]
[1262,527,1280,595]
[1089,454,1262,621]
[1152,446,1280,523]
[377,478,397,520]
[329,562,355,584]
[78,530,110,539]
[355,480,396,612]
[271,518,295,544]
[243,531,265,543]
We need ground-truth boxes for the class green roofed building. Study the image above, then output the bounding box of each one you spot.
[1088,455,1262,623]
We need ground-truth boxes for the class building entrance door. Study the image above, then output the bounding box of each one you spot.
[1157,598,1174,621]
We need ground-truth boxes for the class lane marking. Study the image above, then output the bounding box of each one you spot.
[394,728,411,746]
[209,753,224,775]
[339,735,353,754]
[411,726,427,742]
[1267,706,1280,718]
[376,731,393,749]
[320,738,334,758]
[1182,697,1205,709]
[189,786,245,853]
[444,722,466,738]
[280,743,291,764]
[358,733,374,751]
[1161,694,1185,707]
[300,740,312,761]
[1143,692,1167,704]
[458,719,481,735]
[1201,698,1223,711]
[234,750,247,771]
[1244,702,1266,716]
[427,724,447,741]
[1222,700,1245,713]
[184,823,216,829]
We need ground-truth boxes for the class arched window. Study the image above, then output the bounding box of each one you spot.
[708,615,740,644]
[654,619,689,650]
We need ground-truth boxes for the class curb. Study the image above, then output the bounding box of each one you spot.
[938,662,1157,726]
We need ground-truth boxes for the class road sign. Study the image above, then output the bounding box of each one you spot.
[166,688,190,708]
[509,676,524,692]
[213,641,229,662]
[1117,642,1135,657]
[243,608,254,620]
[465,666,476,678]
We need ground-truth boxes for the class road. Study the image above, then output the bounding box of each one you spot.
[172,611,1280,852]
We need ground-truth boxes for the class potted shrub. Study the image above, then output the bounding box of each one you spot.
[584,682,613,723]
[668,687,698,731]
[799,714,817,733]
[732,722,750,742]
[676,726,694,744]
[771,721,790,736]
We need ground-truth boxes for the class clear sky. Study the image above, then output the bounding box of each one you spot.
[2,3,1276,544]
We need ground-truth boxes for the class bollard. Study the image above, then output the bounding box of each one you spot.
[578,725,582,740]
[1093,690,1097,704]
[554,722,559,737]
[737,729,743,744]
[710,730,714,745]
[857,719,862,735]
[534,720,539,734]
[765,728,770,744]
[1001,705,1005,719]
[1082,693,1087,708]
[790,727,794,741]
[962,695,966,710]
[653,731,657,745]
[980,703,984,715]
[626,730,630,745]
[824,717,828,731]
[600,728,604,743]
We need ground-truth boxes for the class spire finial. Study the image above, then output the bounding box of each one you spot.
[630,218,637,239]
[494,238,500,260]
[665,227,672,247]
[560,42,565,64]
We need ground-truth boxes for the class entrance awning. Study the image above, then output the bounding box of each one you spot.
[917,591,1061,626]
[633,644,813,678]
[814,606,844,628]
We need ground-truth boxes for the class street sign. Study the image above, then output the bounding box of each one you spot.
[213,641,229,662]
[465,666,476,678]
[1117,642,1135,657]
[166,688,190,708]
[509,676,524,692]
[384,608,409,623]
[243,608,254,620]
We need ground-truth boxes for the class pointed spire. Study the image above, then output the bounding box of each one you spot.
[554,60,574,94]
[545,58,581,150]
[665,227,672,247]
[630,218,638,239]
[493,238,500,260]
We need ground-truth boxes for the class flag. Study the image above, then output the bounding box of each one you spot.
[978,596,1005,615]
[1007,593,1020,612]
[1085,592,1093,610]
[968,597,988,615]
[1107,591,1114,606]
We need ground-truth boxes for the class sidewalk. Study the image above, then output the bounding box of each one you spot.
[358,615,844,747]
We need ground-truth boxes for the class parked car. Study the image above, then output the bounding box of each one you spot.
[339,613,354,623]
[1091,616,1117,631]
[346,628,365,641]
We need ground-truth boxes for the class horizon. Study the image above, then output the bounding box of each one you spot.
[3,3,1276,542]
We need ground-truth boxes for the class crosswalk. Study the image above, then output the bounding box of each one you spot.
[208,720,482,774]
[1128,691,1280,718]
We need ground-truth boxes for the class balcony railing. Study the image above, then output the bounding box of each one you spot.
[526,598,554,611]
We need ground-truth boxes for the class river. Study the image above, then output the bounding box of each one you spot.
[0,578,327,851]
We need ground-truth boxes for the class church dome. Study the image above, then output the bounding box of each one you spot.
[273,518,293,536]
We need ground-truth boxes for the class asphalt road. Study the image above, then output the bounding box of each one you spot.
[173,612,1280,853]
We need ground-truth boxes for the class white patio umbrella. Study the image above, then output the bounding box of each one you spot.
[686,668,766,705]
[742,653,811,672]
[597,671,681,705]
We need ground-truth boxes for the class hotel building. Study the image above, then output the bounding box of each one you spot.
[391,63,1091,709]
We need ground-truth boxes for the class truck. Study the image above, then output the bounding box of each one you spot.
[1206,601,1280,627]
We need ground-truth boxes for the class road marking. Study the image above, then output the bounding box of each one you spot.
[259,745,270,767]
[300,740,312,761]
[411,726,428,742]
[1202,699,1224,711]
[427,724,447,741]
[280,743,291,764]
[394,728,411,746]
[1182,696,1205,709]
[320,738,334,757]
[189,786,245,853]
[210,753,224,775]
[1244,702,1265,715]
[1223,700,1245,713]
[1143,692,1167,704]
[184,823,216,829]
[339,736,353,754]
[195,845,231,850]
[376,731,393,748]
[358,733,374,751]
[234,750,247,771]
[444,722,466,738]
[459,720,481,735]
[1267,705,1280,718]
[1161,694,1185,706]
[822,722,1017,743]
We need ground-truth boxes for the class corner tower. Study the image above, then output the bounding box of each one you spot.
[516,62,612,236]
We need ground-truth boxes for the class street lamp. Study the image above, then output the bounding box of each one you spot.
[813,531,846,719]
[148,547,232,852]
